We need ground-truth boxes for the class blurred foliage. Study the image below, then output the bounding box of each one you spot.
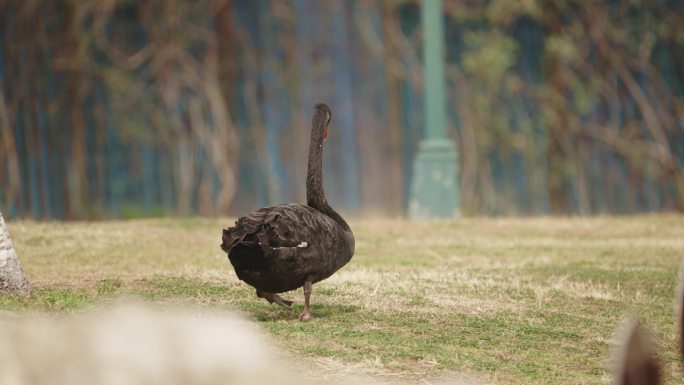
[1,0,683,219]
[441,0,684,214]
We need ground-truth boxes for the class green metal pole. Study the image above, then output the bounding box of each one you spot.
[423,0,446,140]
[408,0,460,219]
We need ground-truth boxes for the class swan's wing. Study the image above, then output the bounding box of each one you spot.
[223,203,337,251]
[261,204,338,249]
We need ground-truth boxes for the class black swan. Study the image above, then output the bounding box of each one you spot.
[221,103,355,321]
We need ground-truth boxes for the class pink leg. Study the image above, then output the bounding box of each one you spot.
[299,280,313,321]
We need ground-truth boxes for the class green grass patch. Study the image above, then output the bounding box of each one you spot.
[1,216,683,384]
[0,288,94,311]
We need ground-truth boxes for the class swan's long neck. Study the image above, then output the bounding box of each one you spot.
[306,114,351,233]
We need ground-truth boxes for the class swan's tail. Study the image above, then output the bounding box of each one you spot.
[220,227,245,252]
[222,226,270,273]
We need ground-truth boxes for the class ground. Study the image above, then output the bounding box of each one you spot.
[1,216,682,385]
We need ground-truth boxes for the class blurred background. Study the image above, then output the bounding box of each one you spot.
[0,0,683,220]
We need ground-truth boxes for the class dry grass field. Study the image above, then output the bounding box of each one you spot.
[2,216,683,384]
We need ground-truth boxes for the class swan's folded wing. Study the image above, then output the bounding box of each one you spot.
[261,203,337,249]
[224,203,336,251]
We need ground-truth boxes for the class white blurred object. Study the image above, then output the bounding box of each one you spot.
[0,304,288,385]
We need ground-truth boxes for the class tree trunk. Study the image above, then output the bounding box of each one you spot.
[543,6,573,215]
[0,93,21,213]
[0,210,31,296]
[64,0,89,219]
[382,5,406,215]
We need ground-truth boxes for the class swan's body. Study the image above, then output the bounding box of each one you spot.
[221,103,354,320]
[221,203,354,293]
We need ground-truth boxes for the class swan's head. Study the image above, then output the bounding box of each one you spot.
[314,103,332,141]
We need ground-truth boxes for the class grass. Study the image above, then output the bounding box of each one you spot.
[2,215,683,384]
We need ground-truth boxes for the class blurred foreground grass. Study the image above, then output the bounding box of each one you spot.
[2,216,683,385]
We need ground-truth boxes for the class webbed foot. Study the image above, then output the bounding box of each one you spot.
[299,309,312,322]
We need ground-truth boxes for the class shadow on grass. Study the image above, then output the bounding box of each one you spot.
[250,302,361,322]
